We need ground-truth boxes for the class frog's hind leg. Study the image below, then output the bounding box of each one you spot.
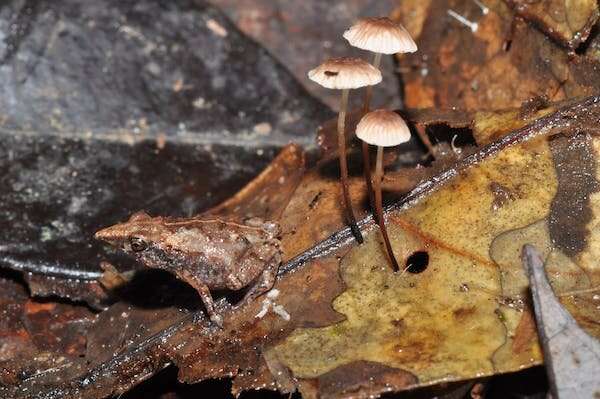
[241,252,280,304]
[179,269,223,327]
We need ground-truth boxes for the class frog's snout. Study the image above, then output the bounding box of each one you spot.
[94,226,119,244]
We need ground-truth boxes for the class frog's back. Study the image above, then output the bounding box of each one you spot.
[160,218,268,287]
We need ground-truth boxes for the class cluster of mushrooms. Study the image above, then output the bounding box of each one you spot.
[308,17,417,272]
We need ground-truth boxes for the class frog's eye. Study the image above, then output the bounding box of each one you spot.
[129,236,147,252]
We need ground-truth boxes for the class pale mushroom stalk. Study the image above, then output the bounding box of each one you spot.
[361,51,383,218]
[343,17,418,213]
[361,139,375,221]
[373,145,399,271]
[337,88,362,243]
[363,52,382,112]
[355,109,410,272]
[308,57,382,244]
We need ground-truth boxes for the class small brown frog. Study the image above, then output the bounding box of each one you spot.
[95,211,282,327]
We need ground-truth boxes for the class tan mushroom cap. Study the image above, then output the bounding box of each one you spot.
[308,57,382,90]
[356,109,411,147]
[343,17,417,55]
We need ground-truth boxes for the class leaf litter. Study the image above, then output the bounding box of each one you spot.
[3,0,600,396]
[2,95,600,398]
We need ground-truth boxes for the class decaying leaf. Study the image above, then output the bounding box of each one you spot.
[394,0,600,110]
[206,144,306,221]
[268,95,600,397]
[505,0,599,49]
[0,277,36,368]
[0,274,96,387]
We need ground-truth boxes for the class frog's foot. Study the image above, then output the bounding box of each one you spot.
[209,312,224,328]
[241,254,279,304]
[179,270,223,328]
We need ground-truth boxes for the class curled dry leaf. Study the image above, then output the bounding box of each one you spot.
[206,144,306,221]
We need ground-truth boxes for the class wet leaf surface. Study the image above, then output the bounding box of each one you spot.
[0,133,283,305]
[23,299,93,357]
[0,271,96,387]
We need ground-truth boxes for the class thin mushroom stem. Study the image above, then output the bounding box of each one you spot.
[361,140,375,218]
[361,52,383,217]
[338,88,363,244]
[363,52,382,113]
[374,145,399,272]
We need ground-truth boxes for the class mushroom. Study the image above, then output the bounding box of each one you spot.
[343,17,417,111]
[308,57,382,243]
[356,109,411,271]
[343,17,417,211]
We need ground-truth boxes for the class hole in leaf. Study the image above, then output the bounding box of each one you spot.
[426,125,476,147]
[405,251,429,274]
[575,23,598,55]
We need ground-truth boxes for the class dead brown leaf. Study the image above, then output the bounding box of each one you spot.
[394,0,600,110]
[206,144,306,221]
[505,0,599,49]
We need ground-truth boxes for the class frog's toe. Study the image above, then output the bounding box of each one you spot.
[210,313,224,328]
